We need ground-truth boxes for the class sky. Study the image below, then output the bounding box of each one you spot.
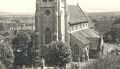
[0,0,120,14]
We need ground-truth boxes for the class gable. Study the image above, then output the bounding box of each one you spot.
[68,5,88,25]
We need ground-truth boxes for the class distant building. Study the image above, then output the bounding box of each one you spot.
[0,16,35,32]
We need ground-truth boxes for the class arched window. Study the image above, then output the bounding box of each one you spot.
[45,28,52,44]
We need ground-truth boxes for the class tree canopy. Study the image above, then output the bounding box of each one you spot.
[0,41,14,69]
[12,31,32,65]
[44,41,72,67]
[103,17,120,43]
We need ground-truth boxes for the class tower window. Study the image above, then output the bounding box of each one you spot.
[45,28,52,44]
[45,10,51,16]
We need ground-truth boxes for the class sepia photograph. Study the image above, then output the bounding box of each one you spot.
[0,0,120,69]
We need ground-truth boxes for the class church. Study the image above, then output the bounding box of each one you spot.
[35,0,103,62]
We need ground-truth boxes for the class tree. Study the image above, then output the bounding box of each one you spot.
[0,40,14,69]
[44,41,72,69]
[12,31,32,67]
[103,18,120,43]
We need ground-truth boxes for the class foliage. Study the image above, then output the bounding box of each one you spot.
[0,42,14,69]
[44,41,72,67]
[12,31,32,65]
[103,31,120,43]
[103,18,120,43]
[84,55,120,69]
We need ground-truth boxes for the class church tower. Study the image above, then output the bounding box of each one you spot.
[35,0,69,53]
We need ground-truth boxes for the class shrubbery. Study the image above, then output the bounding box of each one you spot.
[84,55,120,69]
[0,39,14,69]
[12,31,32,66]
[44,41,72,68]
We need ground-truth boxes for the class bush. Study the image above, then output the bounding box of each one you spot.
[84,55,120,69]
[0,42,14,69]
[44,41,72,67]
[12,31,32,65]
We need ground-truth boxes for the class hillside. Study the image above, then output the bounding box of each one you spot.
[88,12,120,16]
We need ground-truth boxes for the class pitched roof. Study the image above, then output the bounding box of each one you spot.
[79,29,100,38]
[70,29,100,48]
[68,5,88,25]
[71,32,90,45]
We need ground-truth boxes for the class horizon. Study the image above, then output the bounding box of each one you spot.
[2,10,120,15]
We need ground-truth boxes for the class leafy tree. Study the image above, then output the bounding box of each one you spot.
[12,31,32,66]
[44,41,72,68]
[31,33,72,69]
[0,40,14,69]
[103,18,120,43]
[104,31,120,43]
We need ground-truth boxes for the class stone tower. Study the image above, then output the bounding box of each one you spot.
[35,0,68,44]
[35,0,69,56]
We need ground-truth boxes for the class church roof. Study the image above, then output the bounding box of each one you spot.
[79,29,100,38]
[71,29,100,49]
[68,5,88,25]
[71,32,90,45]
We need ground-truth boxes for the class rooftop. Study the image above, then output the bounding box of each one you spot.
[68,5,88,25]
[71,31,90,45]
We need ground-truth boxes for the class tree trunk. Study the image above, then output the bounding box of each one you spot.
[64,64,66,69]
[41,66,44,69]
